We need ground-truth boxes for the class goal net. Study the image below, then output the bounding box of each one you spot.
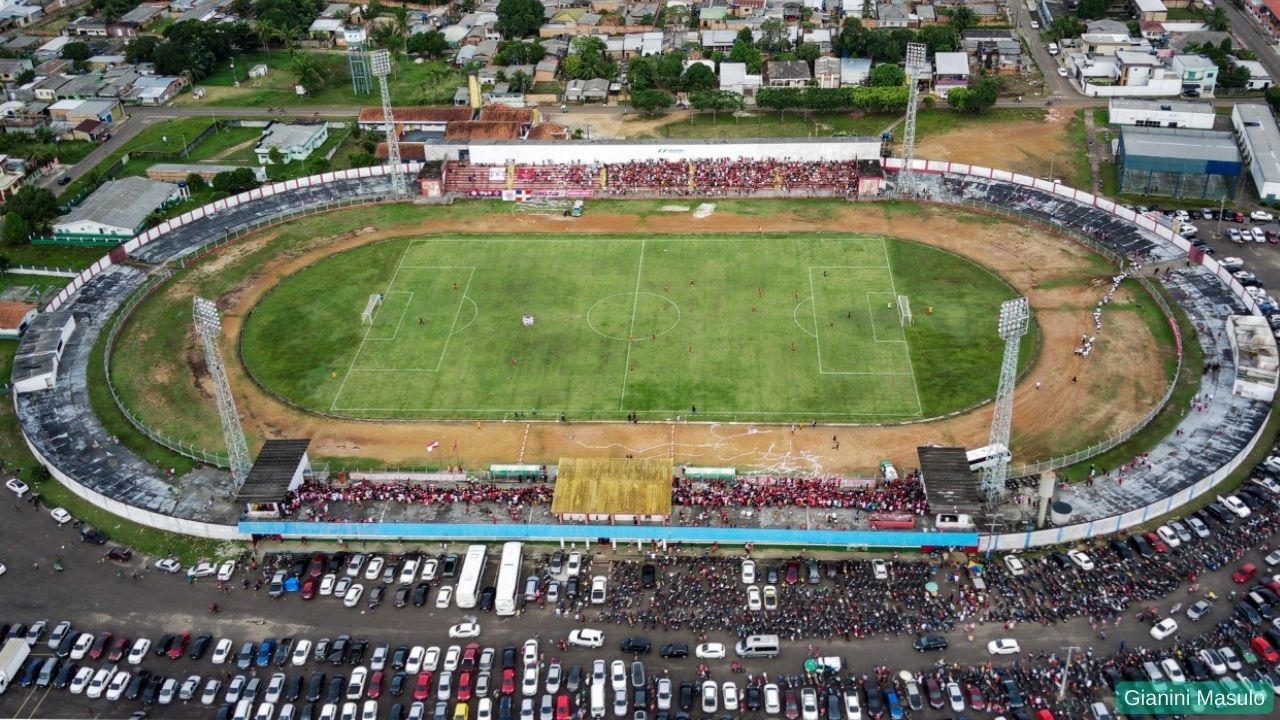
[361,293,383,326]
[897,294,913,326]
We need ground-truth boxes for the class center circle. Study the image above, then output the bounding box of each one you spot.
[586,292,682,342]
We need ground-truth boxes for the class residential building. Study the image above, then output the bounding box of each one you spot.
[255,122,329,164]
[719,61,762,98]
[1130,0,1168,21]
[1171,54,1218,96]
[1235,59,1272,90]
[1234,103,1280,202]
[565,78,609,102]
[1107,98,1215,129]
[933,52,969,97]
[814,56,841,89]
[765,59,811,87]
[52,176,181,243]
[0,58,32,81]
[841,58,872,86]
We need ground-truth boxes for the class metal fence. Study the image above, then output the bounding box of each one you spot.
[101,194,396,470]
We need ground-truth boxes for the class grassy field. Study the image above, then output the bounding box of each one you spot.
[652,108,1048,143]
[240,234,1024,422]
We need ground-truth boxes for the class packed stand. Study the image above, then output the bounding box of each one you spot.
[671,473,929,514]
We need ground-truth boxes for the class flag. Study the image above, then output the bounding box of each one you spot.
[426,440,440,453]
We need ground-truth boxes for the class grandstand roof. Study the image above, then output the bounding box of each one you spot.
[917,446,983,517]
[358,106,473,124]
[551,457,673,517]
[237,439,310,504]
[478,103,535,123]
[444,121,524,140]
[526,122,569,140]
[376,142,428,160]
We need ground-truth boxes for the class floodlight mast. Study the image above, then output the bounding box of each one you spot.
[370,49,408,197]
[192,296,251,487]
[979,297,1030,505]
[898,42,928,194]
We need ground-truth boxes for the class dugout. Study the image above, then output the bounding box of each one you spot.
[917,446,984,519]
[1116,126,1242,200]
[237,439,312,517]
[551,457,673,524]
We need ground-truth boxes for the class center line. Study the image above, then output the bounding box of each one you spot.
[619,240,648,409]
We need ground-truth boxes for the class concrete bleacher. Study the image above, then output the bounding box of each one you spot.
[13,175,397,522]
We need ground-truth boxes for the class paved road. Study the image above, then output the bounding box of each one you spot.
[1224,2,1280,83]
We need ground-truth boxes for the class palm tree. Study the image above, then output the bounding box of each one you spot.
[256,19,286,56]
[372,24,405,58]
[290,52,327,96]
[392,6,411,38]
[1206,7,1229,31]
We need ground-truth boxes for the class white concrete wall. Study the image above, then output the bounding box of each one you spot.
[1109,106,1215,130]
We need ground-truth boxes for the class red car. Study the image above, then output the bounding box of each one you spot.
[413,672,433,701]
[457,671,473,701]
[555,693,571,720]
[784,689,799,719]
[1234,563,1259,584]
[784,561,800,586]
[1252,636,1280,663]
[1264,575,1280,593]
[501,668,516,695]
[368,670,384,699]
[301,576,319,600]
[89,632,112,661]
[966,684,985,712]
[308,553,326,578]
[168,632,191,660]
[107,636,129,663]
[460,643,480,671]
[1036,711,1056,720]
[1144,532,1168,554]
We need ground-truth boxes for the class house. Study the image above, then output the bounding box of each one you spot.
[255,122,329,164]
[1107,97,1215,129]
[841,58,872,86]
[63,15,109,37]
[358,106,472,134]
[803,28,832,51]
[765,59,810,87]
[700,29,741,52]
[719,61,762,98]
[1234,103,1280,201]
[308,17,345,43]
[114,3,165,34]
[0,1,42,27]
[565,78,609,102]
[0,58,32,81]
[52,176,181,243]
[71,118,109,141]
[1131,0,1167,22]
[0,302,38,338]
[1171,54,1218,96]
[933,52,969,97]
[1236,59,1271,90]
[47,98,121,125]
[126,75,184,105]
[963,30,1023,72]
[876,3,914,28]
[1079,32,1149,56]
[535,57,560,82]
[0,154,29,201]
[34,35,70,61]
[814,56,841,89]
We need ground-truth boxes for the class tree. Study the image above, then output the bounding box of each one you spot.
[690,89,743,122]
[211,168,261,194]
[1267,86,1280,112]
[947,75,999,113]
[124,35,158,64]
[1076,0,1108,20]
[759,18,790,53]
[266,150,289,181]
[627,54,657,91]
[2,213,30,246]
[948,7,976,32]
[656,51,686,88]
[92,0,139,22]
[495,0,545,39]
[509,69,533,93]
[5,186,58,231]
[564,36,616,80]
[869,63,905,87]
[1205,6,1229,31]
[1049,16,1085,41]
[14,69,33,85]
[257,19,287,55]
[348,151,380,168]
[630,88,674,115]
[729,30,763,74]
[493,39,545,65]
[680,62,717,92]
[184,173,208,192]
[253,0,324,35]
[291,51,328,96]
[407,30,450,58]
[795,42,821,65]
[152,20,240,78]
[372,23,406,56]
[391,6,411,37]
[61,41,92,71]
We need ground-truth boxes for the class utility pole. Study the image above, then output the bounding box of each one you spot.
[1058,645,1082,702]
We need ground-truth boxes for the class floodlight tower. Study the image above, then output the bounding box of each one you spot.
[345,26,373,95]
[898,42,928,194]
[371,49,408,197]
[193,297,251,487]
[979,297,1030,505]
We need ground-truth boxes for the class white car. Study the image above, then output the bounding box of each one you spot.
[180,675,202,702]
[946,682,965,712]
[86,666,114,699]
[423,646,441,672]
[445,645,462,672]
[1221,255,1245,268]
[1151,618,1179,640]
[188,561,217,579]
[1219,494,1251,518]
[522,665,540,697]
[1252,210,1274,222]
[568,629,604,648]
[364,556,385,581]
[407,646,426,674]
[987,639,1021,655]
[478,698,494,720]
[5,477,28,496]
[746,585,762,611]
[843,688,861,720]
[590,575,607,604]
[610,661,627,693]
[202,679,223,705]
[1227,228,1244,243]
[765,684,781,715]
[1252,476,1280,495]
[1156,525,1181,549]
[69,666,94,694]
[69,632,94,660]
[345,554,366,577]
[566,551,582,577]
[449,622,481,639]
[420,558,439,581]
[370,645,388,672]
[320,574,336,596]
[1003,555,1026,576]
[217,561,238,582]
[362,700,377,720]
[292,639,312,666]
[155,558,182,574]
[266,673,287,703]
[1253,227,1267,242]
[701,680,718,713]
[723,682,740,712]
[213,638,234,661]
[800,687,819,720]
[128,637,152,664]
[1067,550,1095,571]
[1160,658,1187,684]
[1219,646,1243,671]
[1198,649,1228,676]
[1057,66,1069,77]
[343,584,365,608]
[741,560,756,585]
[656,678,673,711]
[347,667,368,700]
[106,670,131,701]
[871,559,888,580]
[400,558,420,585]
[763,585,778,611]
[695,643,726,659]
[50,507,72,525]
[435,586,454,608]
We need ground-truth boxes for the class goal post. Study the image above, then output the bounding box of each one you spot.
[897,294,913,327]
[361,293,383,326]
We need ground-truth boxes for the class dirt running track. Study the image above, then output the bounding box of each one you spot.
[202,203,1169,476]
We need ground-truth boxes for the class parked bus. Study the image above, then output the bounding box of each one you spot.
[494,542,523,616]
[455,545,488,609]
[966,444,1011,472]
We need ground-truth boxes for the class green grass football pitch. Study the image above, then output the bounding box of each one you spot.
[241,234,1022,422]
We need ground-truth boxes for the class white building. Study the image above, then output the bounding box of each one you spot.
[1107,98,1215,130]
[255,122,329,164]
[52,176,181,242]
[719,62,762,99]
[1234,103,1280,202]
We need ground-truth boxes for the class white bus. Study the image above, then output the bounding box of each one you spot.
[966,443,1011,472]
[455,545,488,609]
[494,542,523,616]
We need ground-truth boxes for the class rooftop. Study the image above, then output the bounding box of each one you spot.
[56,176,177,233]
[1236,104,1280,185]
[359,106,473,124]
[1120,126,1240,163]
[550,457,673,517]
[257,122,326,151]
[1108,97,1214,115]
[0,301,35,329]
[237,439,311,504]
[917,446,983,518]
[935,51,970,76]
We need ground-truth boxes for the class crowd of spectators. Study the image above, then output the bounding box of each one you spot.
[284,479,556,521]
[671,473,930,513]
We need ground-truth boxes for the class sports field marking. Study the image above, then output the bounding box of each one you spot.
[618,240,648,409]
[330,243,412,410]
[792,297,817,338]
[881,237,924,415]
[866,291,905,344]
[432,266,476,373]
[331,406,926,416]
[365,291,414,341]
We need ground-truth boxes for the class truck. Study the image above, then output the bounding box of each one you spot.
[0,637,31,694]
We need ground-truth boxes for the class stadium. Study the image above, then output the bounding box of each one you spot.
[10,132,1276,554]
